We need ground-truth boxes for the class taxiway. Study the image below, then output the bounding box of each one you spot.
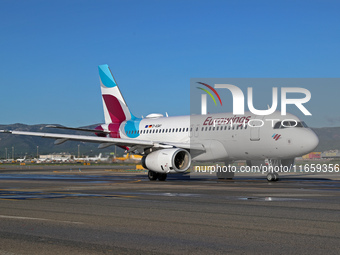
[0,165,339,254]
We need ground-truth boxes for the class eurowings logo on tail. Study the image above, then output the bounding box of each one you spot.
[98,64,142,139]
[197,82,222,115]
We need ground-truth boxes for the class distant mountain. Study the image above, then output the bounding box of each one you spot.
[312,127,340,152]
[0,123,124,158]
[0,124,339,159]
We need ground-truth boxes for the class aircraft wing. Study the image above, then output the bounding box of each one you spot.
[0,130,205,153]
[45,125,110,134]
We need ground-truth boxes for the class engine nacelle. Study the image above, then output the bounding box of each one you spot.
[142,148,191,174]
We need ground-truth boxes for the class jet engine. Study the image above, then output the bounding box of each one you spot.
[142,148,191,174]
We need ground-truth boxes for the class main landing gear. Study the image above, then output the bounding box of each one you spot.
[266,172,279,182]
[148,170,167,181]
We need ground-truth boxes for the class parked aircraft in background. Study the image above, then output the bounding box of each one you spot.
[87,153,109,162]
[0,65,319,181]
[16,156,26,163]
[74,153,109,162]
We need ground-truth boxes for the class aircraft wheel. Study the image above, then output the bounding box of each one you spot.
[157,173,167,181]
[267,173,279,182]
[267,173,274,182]
[148,170,158,181]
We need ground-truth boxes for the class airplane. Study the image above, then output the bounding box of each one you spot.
[0,64,319,181]
[16,155,26,163]
[87,153,109,162]
[1,159,15,164]
[74,153,109,162]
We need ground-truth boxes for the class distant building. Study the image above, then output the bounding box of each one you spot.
[39,153,73,162]
[302,152,321,159]
[302,150,340,159]
[321,150,340,158]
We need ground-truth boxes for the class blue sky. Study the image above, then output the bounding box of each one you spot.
[0,0,339,127]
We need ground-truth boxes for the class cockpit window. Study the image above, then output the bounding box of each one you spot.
[274,121,307,129]
[273,122,281,129]
[301,121,308,128]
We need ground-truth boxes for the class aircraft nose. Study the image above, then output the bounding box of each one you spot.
[300,130,319,154]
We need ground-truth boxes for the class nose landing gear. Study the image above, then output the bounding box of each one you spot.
[265,159,280,182]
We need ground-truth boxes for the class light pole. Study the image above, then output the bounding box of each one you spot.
[78,144,80,158]
[5,148,7,160]
[12,147,14,159]
[37,146,39,159]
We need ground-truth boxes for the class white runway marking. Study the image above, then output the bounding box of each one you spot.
[0,215,84,224]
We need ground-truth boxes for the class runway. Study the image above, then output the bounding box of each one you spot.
[0,165,340,254]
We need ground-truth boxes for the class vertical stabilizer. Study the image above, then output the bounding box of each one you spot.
[98,64,134,124]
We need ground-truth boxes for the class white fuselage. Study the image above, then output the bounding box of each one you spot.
[117,111,319,162]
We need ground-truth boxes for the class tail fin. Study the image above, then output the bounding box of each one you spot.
[98,64,135,124]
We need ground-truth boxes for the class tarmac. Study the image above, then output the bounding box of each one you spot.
[0,164,339,254]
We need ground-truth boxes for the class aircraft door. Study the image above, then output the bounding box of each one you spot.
[189,124,194,138]
[194,124,200,138]
[250,116,264,141]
